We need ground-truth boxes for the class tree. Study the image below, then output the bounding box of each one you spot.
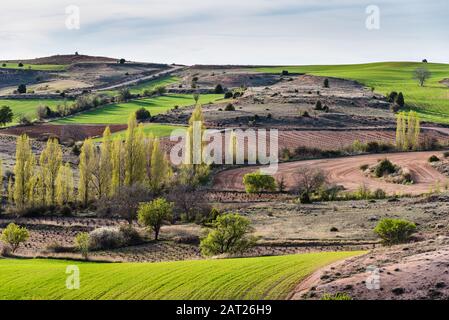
[214,84,224,94]
[413,67,431,87]
[40,138,63,205]
[111,136,125,196]
[118,87,132,102]
[135,108,151,121]
[17,84,26,94]
[323,79,329,88]
[97,127,113,198]
[243,172,277,194]
[0,106,13,127]
[124,114,146,186]
[149,138,171,193]
[396,92,405,107]
[1,223,29,253]
[294,167,328,203]
[166,184,211,222]
[396,111,420,151]
[315,100,323,110]
[13,134,35,209]
[78,138,97,207]
[374,218,416,245]
[55,163,74,206]
[200,214,256,256]
[193,93,200,105]
[119,58,126,64]
[138,198,174,240]
[75,232,90,260]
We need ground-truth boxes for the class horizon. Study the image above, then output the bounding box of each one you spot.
[2,0,448,65]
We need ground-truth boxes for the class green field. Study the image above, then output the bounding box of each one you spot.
[0,63,66,71]
[93,123,185,141]
[0,99,70,124]
[254,62,449,124]
[99,76,180,96]
[54,94,224,125]
[0,251,363,300]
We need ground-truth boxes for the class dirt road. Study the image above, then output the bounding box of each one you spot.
[213,151,449,195]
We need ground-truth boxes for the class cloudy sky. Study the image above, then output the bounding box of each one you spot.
[1,0,448,65]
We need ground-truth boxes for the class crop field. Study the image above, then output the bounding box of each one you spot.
[0,251,363,300]
[53,94,224,125]
[0,63,66,71]
[94,123,185,141]
[255,62,449,124]
[99,76,180,96]
[0,99,70,124]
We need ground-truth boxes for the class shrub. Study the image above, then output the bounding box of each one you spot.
[396,92,405,107]
[323,79,329,88]
[374,159,396,177]
[214,84,224,94]
[1,223,29,253]
[387,91,398,103]
[18,62,24,67]
[224,91,233,99]
[243,172,277,194]
[225,103,235,111]
[374,218,416,245]
[321,293,352,300]
[301,111,310,117]
[119,225,143,246]
[314,100,323,110]
[0,106,13,127]
[135,107,151,120]
[281,70,289,76]
[138,198,174,240]
[118,87,132,101]
[443,151,449,158]
[75,232,90,260]
[372,188,387,199]
[359,164,369,171]
[89,227,124,250]
[200,213,256,256]
[119,58,126,64]
[17,84,27,94]
[428,155,440,162]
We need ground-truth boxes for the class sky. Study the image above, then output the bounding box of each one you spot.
[1,0,448,65]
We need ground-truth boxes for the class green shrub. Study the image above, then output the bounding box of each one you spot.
[243,172,277,194]
[138,198,174,240]
[224,91,233,99]
[135,108,151,121]
[200,213,256,256]
[428,155,440,162]
[374,159,396,177]
[1,223,29,253]
[75,232,90,259]
[225,103,235,111]
[214,84,224,94]
[374,218,416,245]
[323,79,329,88]
[321,293,352,300]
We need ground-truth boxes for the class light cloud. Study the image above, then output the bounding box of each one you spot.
[0,0,448,64]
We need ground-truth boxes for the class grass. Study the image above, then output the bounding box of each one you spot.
[0,63,66,71]
[93,123,185,141]
[53,94,225,125]
[0,251,364,300]
[254,62,449,124]
[0,99,71,125]
[99,76,180,96]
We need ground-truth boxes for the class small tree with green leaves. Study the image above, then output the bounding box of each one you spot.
[200,213,256,256]
[1,223,29,253]
[243,172,277,194]
[75,232,90,260]
[0,106,13,127]
[374,218,416,245]
[138,198,174,240]
[413,67,431,87]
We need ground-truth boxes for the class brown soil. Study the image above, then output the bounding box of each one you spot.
[213,151,449,195]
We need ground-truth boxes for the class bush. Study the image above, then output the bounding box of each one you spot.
[224,103,235,111]
[372,188,387,199]
[323,79,329,88]
[314,100,323,110]
[0,106,13,127]
[1,223,29,253]
[321,293,352,300]
[138,198,174,240]
[428,155,440,162]
[243,172,277,194]
[396,92,405,107]
[75,232,90,259]
[135,107,151,121]
[281,70,289,76]
[224,91,233,99]
[301,111,310,117]
[89,227,125,250]
[119,225,143,246]
[374,159,396,177]
[214,84,224,94]
[374,218,416,245]
[443,151,449,158]
[200,213,256,256]
[17,84,27,94]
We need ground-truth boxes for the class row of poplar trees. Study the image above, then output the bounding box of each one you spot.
[396,111,421,151]
[7,113,173,210]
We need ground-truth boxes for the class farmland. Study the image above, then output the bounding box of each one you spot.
[93,123,185,141]
[0,63,67,71]
[53,94,224,125]
[0,99,70,124]
[99,76,180,96]
[254,62,449,124]
[0,251,363,300]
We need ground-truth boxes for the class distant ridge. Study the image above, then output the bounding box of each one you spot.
[3,54,118,65]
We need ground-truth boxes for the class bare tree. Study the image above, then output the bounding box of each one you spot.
[166,184,211,222]
[413,67,431,87]
[294,167,328,202]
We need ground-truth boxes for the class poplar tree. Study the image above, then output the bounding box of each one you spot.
[13,134,35,209]
[124,114,146,186]
[111,136,125,195]
[39,138,62,205]
[7,176,13,205]
[56,163,74,206]
[98,127,113,198]
[149,138,172,193]
[0,159,3,196]
[78,138,96,207]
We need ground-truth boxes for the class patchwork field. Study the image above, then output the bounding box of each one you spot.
[0,251,363,300]
[255,62,449,124]
[99,76,180,96]
[54,94,224,125]
[0,63,66,71]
